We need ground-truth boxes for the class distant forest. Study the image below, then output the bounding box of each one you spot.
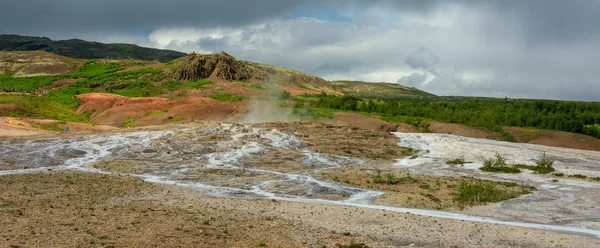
[311,95,600,139]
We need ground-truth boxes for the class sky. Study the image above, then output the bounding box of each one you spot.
[2,0,599,101]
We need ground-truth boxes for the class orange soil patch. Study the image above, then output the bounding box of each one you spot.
[32,119,119,132]
[320,112,399,132]
[77,93,245,127]
[504,126,600,151]
[427,121,498,139]
[0,117,47,137]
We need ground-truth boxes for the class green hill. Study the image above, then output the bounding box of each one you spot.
[331,80,436,100]
[0,34,187,62]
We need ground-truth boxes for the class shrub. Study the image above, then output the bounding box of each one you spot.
[277,90,291,100]
[532,153,555,173]
[513,156,555,174]
[454,179,533,205]
[569,174,587,179]
[480,153,521,173]
[372,169,416,185]
[447,158,468,165]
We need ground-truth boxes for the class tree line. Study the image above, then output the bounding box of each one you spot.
[312,95,600,139]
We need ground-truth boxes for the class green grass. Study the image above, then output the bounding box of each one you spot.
[69,60,124,79]
[372,169,417,185]
[454,179,534,205]
[513,153,555,174]
[0,75,58,92]
[209,94,248,102]
[0,95,89,122]
[31,121,66,132]
[181,79,213,88]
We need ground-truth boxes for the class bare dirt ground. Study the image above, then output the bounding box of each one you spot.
[76,93,245,127]
[1,122,599,246]
[2,171,598,248]
[0,171,379,248]
[505,126,600,151]
[316,165,532,211]
[321,112,399,133]
[427,121,498,139]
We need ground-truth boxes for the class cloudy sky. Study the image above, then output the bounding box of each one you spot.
[2,0,599,101]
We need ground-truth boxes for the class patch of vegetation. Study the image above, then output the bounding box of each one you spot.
[480,153,521,174]
[0,94,89,122]
[335,242,369,248]
[167,115,185,122]
[0,75,58,92]
[447,158,468,165]
[552,172,564,177]
[180,79,213,89]
[312,94,600,139]
[569,174,588,179]
[277,90,291,100]
[210,94,248,102]
[123,118,136,128]
[454,179,534,206]
[372,169,416,185]
[513,153,555,174]
[31,121,66,132]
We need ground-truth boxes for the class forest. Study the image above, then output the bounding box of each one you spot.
[309,94,600,139]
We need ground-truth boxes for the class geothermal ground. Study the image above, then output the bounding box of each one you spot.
[1,121,599,247]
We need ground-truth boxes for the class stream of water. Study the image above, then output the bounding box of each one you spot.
[1,126,599,238]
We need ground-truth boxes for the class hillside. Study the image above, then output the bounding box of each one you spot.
[0,34,187,62]
[332,80,436,99]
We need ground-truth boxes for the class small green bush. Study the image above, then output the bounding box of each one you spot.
[277,90,291,100]
[480,153,521,173]
[447,158,468,165]
[454,179,533,205]
[569,174,588,179]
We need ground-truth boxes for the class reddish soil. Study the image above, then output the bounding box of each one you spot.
[76,93,246,127]
[320,112,398,132]
[427,121,498,139]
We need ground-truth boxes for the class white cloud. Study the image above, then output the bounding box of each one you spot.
[133,3,600,101]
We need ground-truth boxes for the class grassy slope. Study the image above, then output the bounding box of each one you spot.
[332,80,436,99]
[1,34,187,62]
[0,51,436,124]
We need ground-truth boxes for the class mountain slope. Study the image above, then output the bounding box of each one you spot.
[332,80,436,99]
[0,34,186,62]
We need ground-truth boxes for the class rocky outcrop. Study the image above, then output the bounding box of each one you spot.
[174,52,258,81]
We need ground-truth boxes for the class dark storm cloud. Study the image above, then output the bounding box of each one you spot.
[0,0,308,36]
